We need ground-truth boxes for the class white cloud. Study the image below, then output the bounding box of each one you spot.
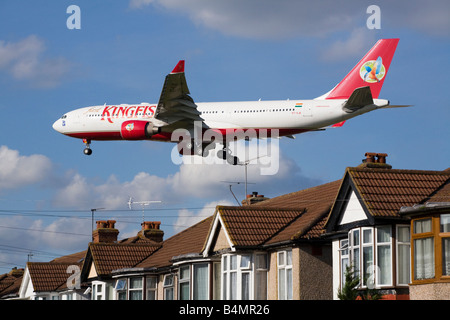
[129,0,450,39]
[0,35,70,88]
[321,28,376,61]
[38,217,90,251]
[0,146,52,191]
[53,140,314,210]
[174,199,232,233]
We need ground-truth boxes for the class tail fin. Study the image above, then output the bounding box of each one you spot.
[323,39,399,100]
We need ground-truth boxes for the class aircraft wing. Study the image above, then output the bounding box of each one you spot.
[154,60,205,127]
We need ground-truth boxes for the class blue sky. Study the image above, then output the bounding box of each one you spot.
[0,0,449,271]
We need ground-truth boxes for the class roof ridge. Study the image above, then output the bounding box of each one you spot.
[253,179,341,206]
[347,166,450,175]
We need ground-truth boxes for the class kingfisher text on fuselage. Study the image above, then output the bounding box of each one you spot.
[99,104,157,123]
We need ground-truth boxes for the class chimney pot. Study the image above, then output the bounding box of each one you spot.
[139,221,164,242]
[93,219,119,243]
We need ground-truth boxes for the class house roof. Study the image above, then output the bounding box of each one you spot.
[87,243,161,277]
[325,166,450,232]
[345,167,450,218]
[27,262,82,292]
[202,180,342,253]
[216,206,306,247]
[136,216,213,269]
[0,269,23,298]
[253,180,342,243]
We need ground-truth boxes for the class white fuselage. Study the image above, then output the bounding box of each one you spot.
[52,98,387,142]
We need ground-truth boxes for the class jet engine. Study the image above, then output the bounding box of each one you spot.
[120,120,160,140]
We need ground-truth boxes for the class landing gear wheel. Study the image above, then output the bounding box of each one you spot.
[83,148,92,155]
[82,139,92,156]
[227,155,239,165]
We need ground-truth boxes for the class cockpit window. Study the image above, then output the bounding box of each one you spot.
[61,115,67,119]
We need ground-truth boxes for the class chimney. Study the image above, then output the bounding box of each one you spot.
[9,267,24,278]
[242,191,270,205]
[138,221,164,243]
[92,220,119,243]
[360,152,392,169]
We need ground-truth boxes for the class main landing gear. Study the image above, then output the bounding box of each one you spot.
[83,139,92,155]
[217,144,239,165]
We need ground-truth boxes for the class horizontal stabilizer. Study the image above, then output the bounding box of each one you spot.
[380,104,412,109]
[342,86,373,113]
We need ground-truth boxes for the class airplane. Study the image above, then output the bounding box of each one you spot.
[52,38,407,165]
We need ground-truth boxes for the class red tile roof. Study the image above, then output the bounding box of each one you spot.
[88,243,160,276]
[27,262,82,292]
[254,180,342,242]
[0,269,23,298]
[216,206,306,247]
[346,167,450,217]
[136,216,213,269]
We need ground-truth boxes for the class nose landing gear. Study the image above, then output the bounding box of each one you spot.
[83,139,92,155]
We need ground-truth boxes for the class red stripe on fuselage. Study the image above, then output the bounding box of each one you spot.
[66,128,309,142]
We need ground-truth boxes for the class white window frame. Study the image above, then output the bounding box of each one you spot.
[128,277,143,300]
[179,265,191,300]
[192,263,209,300]
[163,274,174,300]
[339,238,349,289]
[277,249,293,300]
[222,253,267,300]
[92,281,106,300]
[346,226,398,289]
[376,225,393,286]
[114,279,127,300]
[146,276,158,300]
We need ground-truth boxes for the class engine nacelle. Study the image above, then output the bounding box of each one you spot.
[120,120,160,140]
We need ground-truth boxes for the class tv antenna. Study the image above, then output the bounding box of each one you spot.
[221,181,255,206]
[128,197,161,223]
[90,208,105,241]
[237,154,267,202]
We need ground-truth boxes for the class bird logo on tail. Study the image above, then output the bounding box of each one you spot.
[360,56,385,83]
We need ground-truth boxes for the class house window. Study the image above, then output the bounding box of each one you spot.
[213,262,221,300]
[410,213,450,283]
[163,274,174,300]
[193,264,209,300]
[376,226,392,285]
[413,218,435,280]
[350,229,360,276]
[397,225,411,285]
[346,226,408,288]
[339,239,349,288]
[146,276,157,300]
[222,255,237,299]
[441,214,450,276]
[129,277,143,300]
[255,254,268,300]
[179,266,190,300]
[92,281,105,300]
[278,250,293,300]
[362,228,374,286]
[222,253,267,300]
[115,279,127,300]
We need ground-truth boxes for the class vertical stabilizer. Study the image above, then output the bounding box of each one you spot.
[324,39,399,100]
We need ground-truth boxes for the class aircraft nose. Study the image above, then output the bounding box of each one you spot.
[52,119,62,133]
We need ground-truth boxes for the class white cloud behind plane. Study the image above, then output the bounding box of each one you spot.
[53,39,407,165]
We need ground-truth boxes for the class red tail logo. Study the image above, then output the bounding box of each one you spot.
[326,39,399,100]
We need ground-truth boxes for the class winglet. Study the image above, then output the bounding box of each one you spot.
[171,60,185,74]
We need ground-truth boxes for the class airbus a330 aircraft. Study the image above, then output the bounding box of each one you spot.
[53,39,406,165]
